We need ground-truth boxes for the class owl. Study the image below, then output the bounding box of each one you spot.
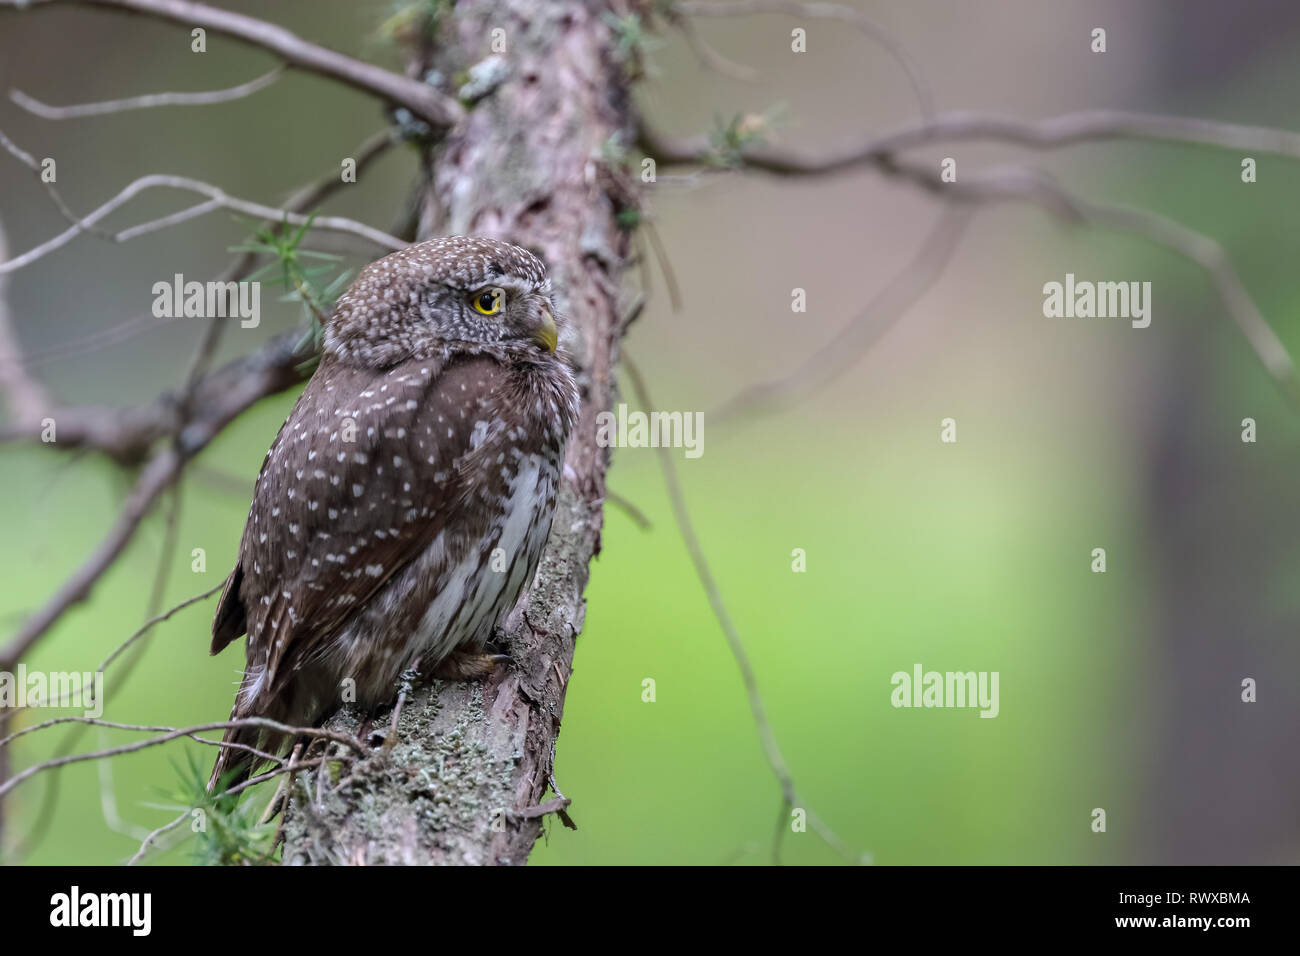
[208,236,579,789]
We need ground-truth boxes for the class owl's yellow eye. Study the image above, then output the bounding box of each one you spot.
[470,288,504,315]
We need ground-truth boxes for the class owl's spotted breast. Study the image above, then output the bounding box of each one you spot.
[328,446,560,703]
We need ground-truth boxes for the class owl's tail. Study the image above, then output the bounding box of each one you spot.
[207,697,295,796]
[209,706,264,795]
[208,671,329,797]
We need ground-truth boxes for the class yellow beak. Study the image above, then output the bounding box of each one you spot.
[534,308,558,353]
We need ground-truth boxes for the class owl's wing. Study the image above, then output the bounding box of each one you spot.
[212,352,512,700]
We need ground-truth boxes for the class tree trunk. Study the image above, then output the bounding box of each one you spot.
[283,0,631,865]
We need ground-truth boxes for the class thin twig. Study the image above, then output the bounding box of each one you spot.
[0,127,114,239]
[0,166,405,275]
[145,480,183,618]
[546,763,578,830]
[258,743,300,827]
[0,717,363,798]
[125,809,188,865]
[95,727,167,842]
[264,767,301,860]
[605,490,653,530]
[113,200,223,242]
[0,714,326,753]
[99,583,224,675]
[383,658,421,755]
[10,67,284,119]
[642,220,682,312]
[0,713,286,770]
[507,796,573,822]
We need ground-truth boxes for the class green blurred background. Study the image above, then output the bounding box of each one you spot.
[1,0,1298,864]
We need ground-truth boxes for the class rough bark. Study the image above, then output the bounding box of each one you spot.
[283,0,631,865]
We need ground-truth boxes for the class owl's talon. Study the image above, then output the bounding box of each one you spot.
[429,651,512,681]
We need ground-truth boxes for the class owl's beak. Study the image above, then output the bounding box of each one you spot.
[534,307,558,353]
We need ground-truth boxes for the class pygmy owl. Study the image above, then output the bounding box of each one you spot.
[208,236,578,788]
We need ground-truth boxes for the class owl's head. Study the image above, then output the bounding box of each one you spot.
[324,236,559,367]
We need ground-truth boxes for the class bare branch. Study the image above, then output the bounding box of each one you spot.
[863,108,1300,160]
[1086,201,1299,400]
[9,67,284,119]
[0,165,406,275]
[112,199,224,242]
[643,108,1300,175]
[99,582,223,675]
[1,0,464,130]
[0,127,114,238]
